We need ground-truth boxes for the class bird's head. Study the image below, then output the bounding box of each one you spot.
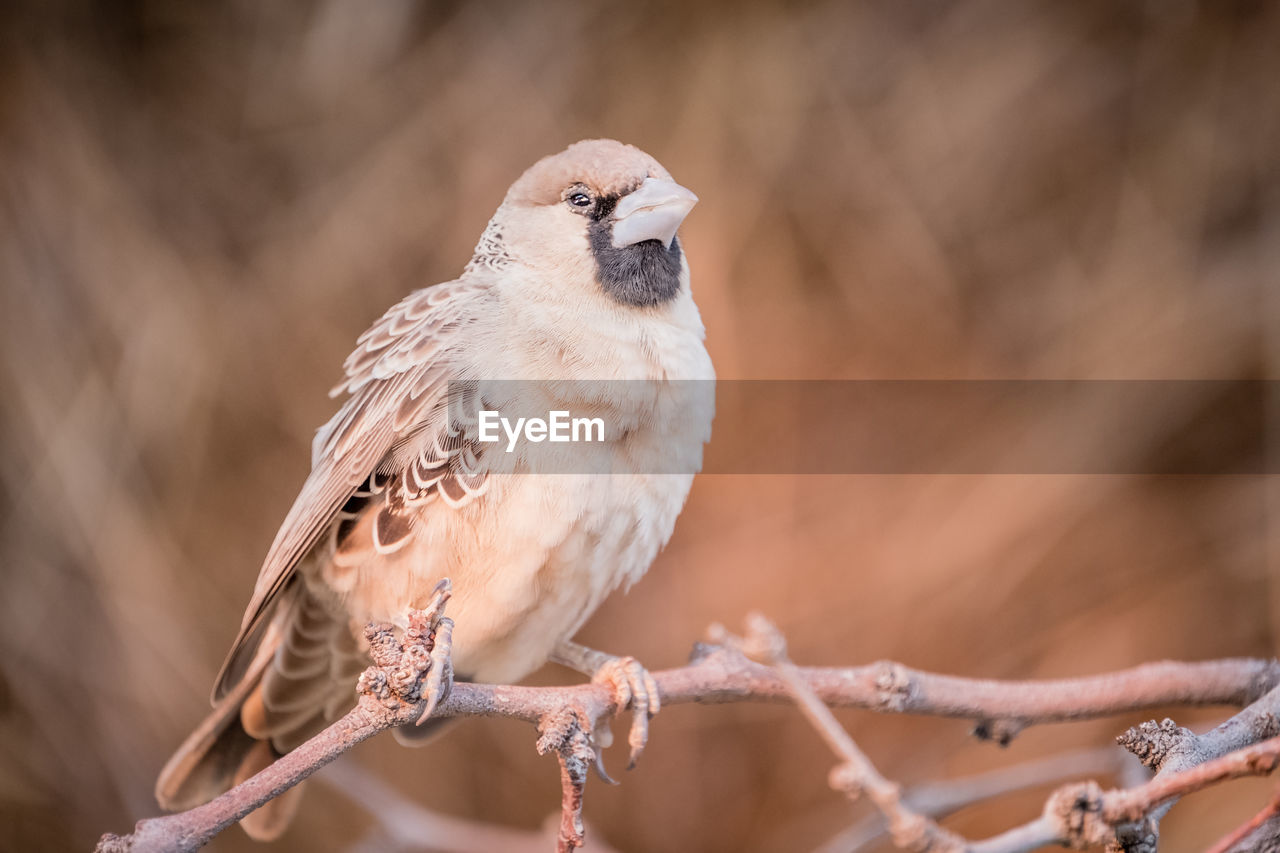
[472,139,698,307]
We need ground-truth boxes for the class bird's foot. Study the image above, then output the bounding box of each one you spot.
[550,640,660,770]
[591,655,660,769]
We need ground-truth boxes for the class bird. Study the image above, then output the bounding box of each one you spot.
[155,139,715,840]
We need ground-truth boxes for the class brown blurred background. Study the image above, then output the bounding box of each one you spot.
[1,1,1277,851]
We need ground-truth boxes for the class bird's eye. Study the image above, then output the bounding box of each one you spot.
[566,191,592,208]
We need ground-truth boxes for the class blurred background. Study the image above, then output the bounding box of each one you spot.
[1,1,1277,851]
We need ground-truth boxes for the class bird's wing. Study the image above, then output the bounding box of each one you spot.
[212,278,491,700]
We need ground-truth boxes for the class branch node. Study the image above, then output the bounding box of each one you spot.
[1045,781,1112,848]
[687,640,719,664]
[1115,718,1193,771]
[537,708,581,757]
[741,611,788,662]
[1111,818,1157,853]
[1251,712,1280,743]
[872,660,913,712]
[887,811,941,852]
[363,621,400,666]
[828,762,864,800]
[356,579,453,716]
[551,721,595,852]
[973,717,1026,746]
[95,833,130,853]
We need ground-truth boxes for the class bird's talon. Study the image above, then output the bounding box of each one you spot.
[590,655,659,767]
[416,617,454,725]
[592,746,619,785]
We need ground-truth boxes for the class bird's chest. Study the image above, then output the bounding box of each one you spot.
[413,470,693,682]
[530,470,694,609]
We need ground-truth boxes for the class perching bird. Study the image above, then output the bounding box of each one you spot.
[155,139,714,839]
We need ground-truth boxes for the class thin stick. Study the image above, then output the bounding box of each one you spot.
[813,748,1131,853]
[1206,794,1280,853]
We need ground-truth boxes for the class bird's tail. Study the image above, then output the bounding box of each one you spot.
[156,586,365,840]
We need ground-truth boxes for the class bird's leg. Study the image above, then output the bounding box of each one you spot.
[550,640,660,768]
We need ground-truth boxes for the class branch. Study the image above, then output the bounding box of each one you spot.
[714,615,965,850]
[433,651,1277,730]
[96,589,1280,853]
[1112,681,1280,850]
[1208,791,1280,853]
[812,747,1138,853]
[97,583,456,853]
[732,613,1280,853]
[98,699,393,852]
[536,710,597,852]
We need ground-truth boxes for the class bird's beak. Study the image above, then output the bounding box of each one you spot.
[611,177,699,249]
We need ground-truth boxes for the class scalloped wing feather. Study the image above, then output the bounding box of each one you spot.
[214,279,491,700]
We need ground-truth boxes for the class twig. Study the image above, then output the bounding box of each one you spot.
[812,747,1137,853]
[734,613,1280,853]
[721,614,965,850]
[1215,809,1280,853]
[536,711,596,853]
[321,759,579,853]
[96,594,1280,853]
[1207,786,1280,853]
[97,696,396,851]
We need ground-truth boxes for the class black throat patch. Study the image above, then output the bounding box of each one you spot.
[587,198,684,307]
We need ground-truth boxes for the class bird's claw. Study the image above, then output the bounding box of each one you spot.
[417,616,454,725]
[590,743,619,785]
[591,655,661,768]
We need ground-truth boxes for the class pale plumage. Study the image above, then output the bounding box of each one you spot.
[157,140,713,839]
